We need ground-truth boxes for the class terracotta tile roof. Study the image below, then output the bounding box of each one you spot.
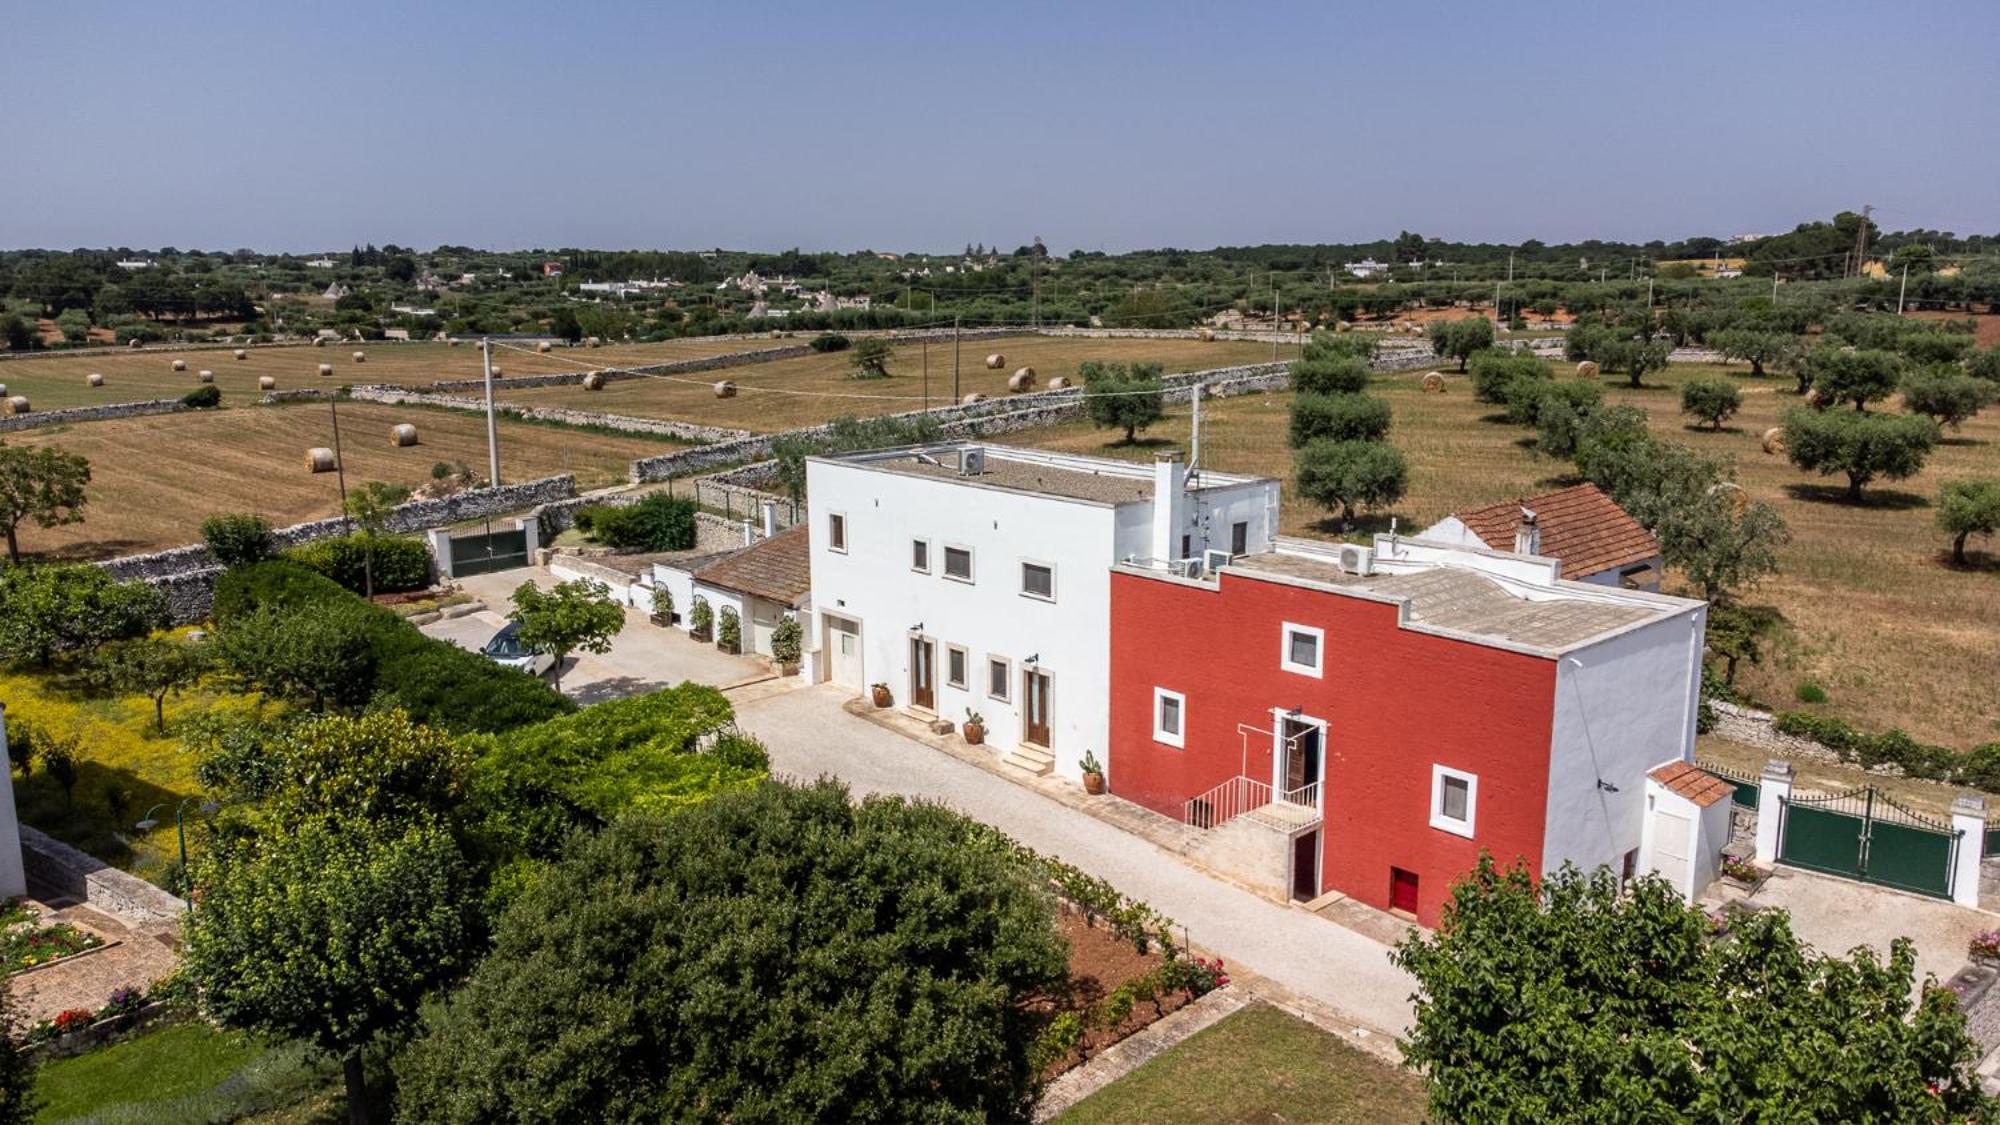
[693,526,810,606]
[1452,483,1657,581]
[1648,761,1733,807]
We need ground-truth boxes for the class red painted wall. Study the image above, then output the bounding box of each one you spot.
[1109,569,1557,926]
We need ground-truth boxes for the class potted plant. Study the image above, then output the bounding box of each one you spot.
[650,585,676,627]
[688,596,713,642]
[1719,854,1761,887]
[770,615,802,675]
[1080,750,1106,795]
[963,709,985,745]
[717,606,742,654]
[1972,930,2000,968]
[870,682,893,709]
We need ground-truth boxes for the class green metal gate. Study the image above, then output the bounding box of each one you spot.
[449,528,528,576]
[1777,787,1959,900]
[1697,760,1759,810]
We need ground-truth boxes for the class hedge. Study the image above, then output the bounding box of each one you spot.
[287,534,432,594]
[574,493,697,552]
[1773,710,2000,792]
[214,561,572,734]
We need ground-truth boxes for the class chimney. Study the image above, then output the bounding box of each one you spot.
[1513,506,1540,556]
[742,519,754,546]
[1151,450,1187,564]
[761,501,777,540]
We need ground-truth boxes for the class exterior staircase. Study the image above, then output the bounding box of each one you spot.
[1000,744,1055,776]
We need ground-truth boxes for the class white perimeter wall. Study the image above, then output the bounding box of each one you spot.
[807,460,1122,779]
[1541,604,1708,876]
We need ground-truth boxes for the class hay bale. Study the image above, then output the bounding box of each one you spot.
[984,353,1005,370]
[313,337,326,347]
[319,363,334,377]
[1198,328,1216,342]
[1575,360,1600,380]
[1334,321,1352,333]
[448,338,460,347]
[129,338,142,349]
[87,373,105,388]
[234,348,248,360]
[586,336,601,348]
[490,365,502,377]
[305,447,337,473]
[351,351,367,364]
[537,340,551,353]
[582,372,606,391]
[0,383,6,396]
[1421,372,1446,394]
[391,423,419,447]
[1007,369,1035,393]
[5,396,28,415]
[1708,481,1748,516]
[258,376,276,390]
[1804,387,1828,408]
[713,380,737,399]
[197,369,214,383]
[1047,375,1071,390]
[172,359,187,372]
[962,393,986,405]
[769,329,782,339]
[1761,427,1787,455]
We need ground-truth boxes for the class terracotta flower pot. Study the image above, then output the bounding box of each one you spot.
[871,685,893,709]
[1083,771,1105,795]
[964,723,985,745]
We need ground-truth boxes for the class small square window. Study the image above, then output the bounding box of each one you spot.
[946,645,968,689]
[1280,623,1323,677]
[1021,562,1055,600]
[1152,687,1185,748]
[1430,765,1478,838]
[827,512,847,553]
[944,546,973,581]
[987,657,1011,701]
[911,539,929,573]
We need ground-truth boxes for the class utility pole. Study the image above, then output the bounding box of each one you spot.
[1897,263,1910,316]
[481,338,501,487]
[1849,203,1874,278]
[1647,276,1654,308]
[922,337,930,411]
[1189,382,1203,477]
[328,398,349,509]
[1271,278,1280,362]
[1772,272,1780,301]
[952,315,961,402]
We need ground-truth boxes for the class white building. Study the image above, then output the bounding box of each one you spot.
[306,256,338,269]
[804,443,1280,779]
[114,259,154,270]
[1344,258,1390,278]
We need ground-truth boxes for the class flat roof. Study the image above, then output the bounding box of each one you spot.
[814,443,1272,507]
[1227,550,1672,653]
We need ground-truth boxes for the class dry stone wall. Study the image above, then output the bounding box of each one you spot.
[0,399,183,433]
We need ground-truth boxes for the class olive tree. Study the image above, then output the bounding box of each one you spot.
[1426,316,1495,372]
[1899,369,1997,430]
[1079,360,1166,444]
[1294,438,1407,529]
[1783,407,1939,501]
[1288,392,1391,447]
[0,441,91,563]
[1706,328,1794,377]
[1938,478,2000,566]
[1679,376,1743,430]
[1807,346,1903,411]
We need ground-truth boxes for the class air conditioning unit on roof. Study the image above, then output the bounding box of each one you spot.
[959,448,985,476]
[1337,543,1375,576]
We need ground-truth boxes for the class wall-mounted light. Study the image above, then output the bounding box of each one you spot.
[1024,653,1039,666]
[1596,780,1620,793]
[909,622,924,633]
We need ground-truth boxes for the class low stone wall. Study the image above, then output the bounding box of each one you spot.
[0,399,183,433]
[20,827,185,927]
[98,476,578,587]
[401,343,819,394]
[344,385,748,443]
[25,1003,180,1064]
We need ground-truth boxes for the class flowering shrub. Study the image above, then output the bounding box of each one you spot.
[1970,930,2000,961]
[1,914,104,972]
[1720,855,1760,882]
[102,986,145,1016]
[1160,955,1229,998]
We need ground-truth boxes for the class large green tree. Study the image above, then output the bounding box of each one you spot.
[214,600,380,710]
[1679,376,1742,430]
[1426,316,1495,372]
[1288,391,1390,447]
[1938,478,2000,566]
[1900,369,1997,430]
[1807,346,1904,410]
[0,565,164,667]
[509,578,625,692]
[1783,407,1940,501]
[1394,859,1988,1122]
[90,633,211,732]
[1079,360,1166,444]
[1294,438,1407,529]
[0,441,91,563]
[394,781,1069,1124]
[1706,328,1795,377]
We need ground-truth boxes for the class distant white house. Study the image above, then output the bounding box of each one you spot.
[1344,258,1390,278]
[306,256,338,269]
[322,282,351,300]
[114,259,154,271]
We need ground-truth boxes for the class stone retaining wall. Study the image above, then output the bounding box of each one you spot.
[343,385,748,443]
[0,399,184,433]
[20,827,185,927]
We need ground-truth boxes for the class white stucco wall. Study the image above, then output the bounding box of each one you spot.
[1540,603,1708,877]
[650,561,698,625]
[691,582,747,643]
[1638,774,1733,901]
[0,710,26,898]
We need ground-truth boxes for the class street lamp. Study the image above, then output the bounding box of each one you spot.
[135,797,220,904]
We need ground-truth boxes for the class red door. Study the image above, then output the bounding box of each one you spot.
[1389,867,1420,915]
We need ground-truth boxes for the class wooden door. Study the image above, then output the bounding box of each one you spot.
[1291,830,1319,901]
[1282,719,1321,797]
[1389,867,1420,915]
[910,637,935,711]
[1022,670,1052,746]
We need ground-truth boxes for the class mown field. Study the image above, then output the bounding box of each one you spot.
[1009,360,2000,749]
[501,334,1297,432]
[0,336,793,411]
[7,401,677,560]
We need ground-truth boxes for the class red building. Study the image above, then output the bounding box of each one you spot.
[1108,535,1706,926]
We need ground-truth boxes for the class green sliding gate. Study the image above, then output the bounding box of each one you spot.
[1697,760,1759,810]
[448,528,528,577]
[1777,787,1959,900]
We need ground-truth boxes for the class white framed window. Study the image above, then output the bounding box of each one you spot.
[987,656,1011,701]
[1280,622,1323,677]
[1020,561,1055,601]
[911,538,930,573]
[1429,765,1478,838]
[1152,687,1186,748]
[943,545,974,582]
[946,644,968,689]
[827,511,847,553]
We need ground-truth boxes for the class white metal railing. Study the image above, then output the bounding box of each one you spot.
[1185,775,1270,830]
[1281,781,1322,810]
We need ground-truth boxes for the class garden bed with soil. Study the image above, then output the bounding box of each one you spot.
[1034,909,1227,1079]
[0,898,105,974]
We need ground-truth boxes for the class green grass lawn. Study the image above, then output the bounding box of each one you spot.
[33,1022,336,1123]
[1057,1003,1426,1124]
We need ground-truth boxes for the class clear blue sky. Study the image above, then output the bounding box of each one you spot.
[5,0,1995,254]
